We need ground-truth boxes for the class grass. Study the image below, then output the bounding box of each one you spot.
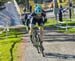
[0,43,11,61]
[0,26,26,61]
[0,38,21,61]
[0,27,26,60]
[45,18,75,33]
[0,28,23,61]
[13,42,21,61]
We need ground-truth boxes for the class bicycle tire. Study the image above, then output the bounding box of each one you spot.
[31,28,45,56]
[36,34,45,57]
[31,31,40,53]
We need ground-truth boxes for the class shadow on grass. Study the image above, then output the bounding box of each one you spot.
[10,42,16,61]
[45,52,75,59]
[10,41,19,61]
[44,24,75,33]
[44,24,66,32]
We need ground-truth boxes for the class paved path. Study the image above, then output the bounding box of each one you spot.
[24,41,75,61]
[22,30,75,61]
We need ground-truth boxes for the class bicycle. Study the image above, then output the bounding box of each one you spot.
[30,26,45,57]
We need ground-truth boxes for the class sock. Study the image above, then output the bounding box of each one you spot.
[30,35,33,43]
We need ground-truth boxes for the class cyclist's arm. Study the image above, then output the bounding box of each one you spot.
[27,12,34,20]
[42,12,47,24]
[26,13,34,26]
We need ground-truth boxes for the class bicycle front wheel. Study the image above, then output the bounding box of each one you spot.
[36,34,45,57]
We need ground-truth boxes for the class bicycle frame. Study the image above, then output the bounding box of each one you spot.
[32,27,40,46]
[31,27,45,57]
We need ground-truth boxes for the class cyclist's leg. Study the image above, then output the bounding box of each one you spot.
[29,25,33,43]
[29,19,36,43]
[39,26,43,42]
[38,19,44,42]
[38,20,45,53]
[26,19,30,31]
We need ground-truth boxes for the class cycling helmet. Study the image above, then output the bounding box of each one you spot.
[35,4,42,9]
[34,7,42,14]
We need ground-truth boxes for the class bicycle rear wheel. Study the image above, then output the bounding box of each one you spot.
[31,32,40,53]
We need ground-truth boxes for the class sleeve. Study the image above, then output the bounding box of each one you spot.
[42,12,47,24]
[27,14,32,19]
[27,12,35,19]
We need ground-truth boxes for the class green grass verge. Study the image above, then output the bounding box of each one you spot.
[0,37,21,61]
[45,18,75,33]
